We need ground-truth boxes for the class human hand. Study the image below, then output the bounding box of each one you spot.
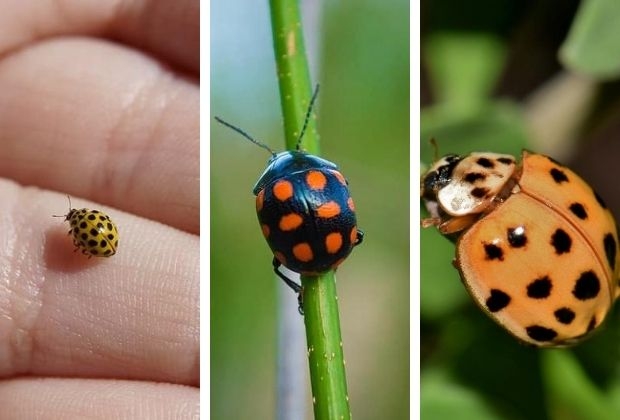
[0,1,198,418]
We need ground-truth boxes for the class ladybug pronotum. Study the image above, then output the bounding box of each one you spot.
[215,86,364,312]
[422,150,620,347]
[55,197,119,258]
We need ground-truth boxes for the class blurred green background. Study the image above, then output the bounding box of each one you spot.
[211,1,409,419]
[421,1,620,419]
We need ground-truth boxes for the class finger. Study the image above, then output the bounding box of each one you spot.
[0,185,199,385]
[0,38,199,234]
[0,0,198,72]
[0,378,199,419]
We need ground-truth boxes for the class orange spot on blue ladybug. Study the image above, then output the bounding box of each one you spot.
[273,180,294,201]
[279,213,303,231]
[347,197,355,211]
[261,224,270,237]
[317,201,341,218]
[331,170,347,186]
[293,243,314,262]
[350,226,358,244]
[256,189,265,211]
[306,171,327,190]
[325,232,343,254]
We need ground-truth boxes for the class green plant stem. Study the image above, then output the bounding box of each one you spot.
[302,272,351,419]
[269,1,351,419]
[270,0,319,154]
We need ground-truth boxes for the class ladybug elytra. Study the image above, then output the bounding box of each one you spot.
[215,85,364,313]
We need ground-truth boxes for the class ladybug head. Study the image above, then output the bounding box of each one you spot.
[52,195,76,221]
[252,151,338,195]
[421,154,462,200]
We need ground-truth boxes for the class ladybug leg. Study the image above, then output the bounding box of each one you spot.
[272,258,304,315]
[296,294,304,315]
[272,258,302,292]
[354,228,364,246]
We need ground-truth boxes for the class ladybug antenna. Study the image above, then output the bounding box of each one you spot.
[295,84,320,151]
[214,116,277,158]
[429,138,440,161]
[52,195,72,218]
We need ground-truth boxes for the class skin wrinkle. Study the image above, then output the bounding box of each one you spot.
[50,0,109,37]
[93,60,188,221]
[0,37,198,233]
[117,0,198,71]
[95,67,159,207]
[144,78,195,206]
[0,0,196,70]
[0,378,199,417]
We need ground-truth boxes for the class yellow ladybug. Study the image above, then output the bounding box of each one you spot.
[55,197,119,258]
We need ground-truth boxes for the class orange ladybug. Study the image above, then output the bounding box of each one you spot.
[422,150,620,347]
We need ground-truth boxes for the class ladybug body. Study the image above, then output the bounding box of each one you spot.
[215,85,363,311]
[255,151,361,275]
[60,207,119,258]
[422,150,620,347]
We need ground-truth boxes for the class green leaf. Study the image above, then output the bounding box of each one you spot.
[420,225,467,320]
[421,369,502,420]
[424,32,506,111]
[420,101,527,165]
[541,350,619,420]
[560,0,620,80]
